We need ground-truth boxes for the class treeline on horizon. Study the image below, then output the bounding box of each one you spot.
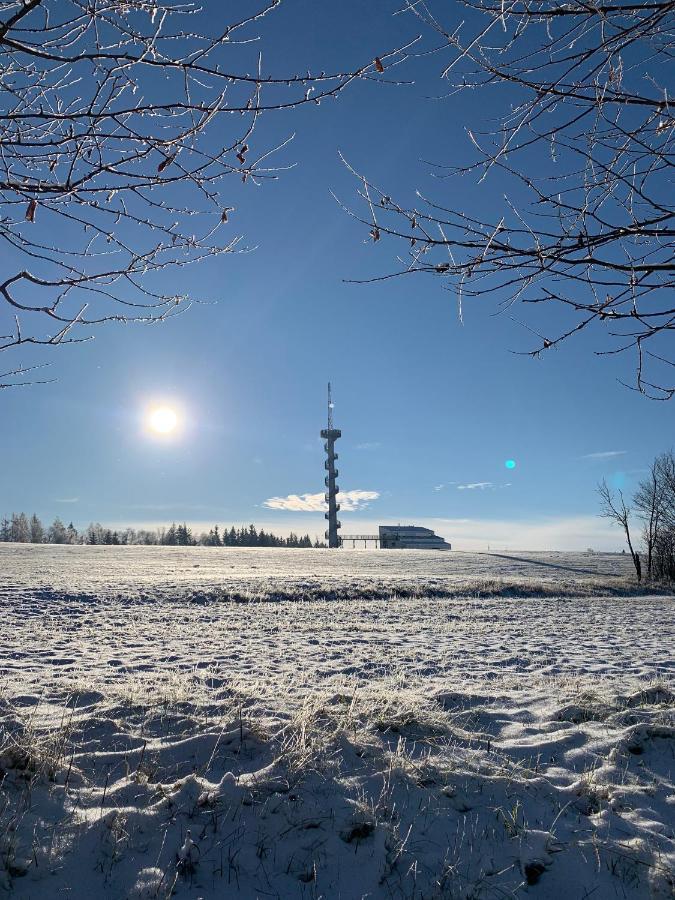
[0,514,325,549]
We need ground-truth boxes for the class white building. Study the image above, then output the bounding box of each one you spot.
[379,525,451,550]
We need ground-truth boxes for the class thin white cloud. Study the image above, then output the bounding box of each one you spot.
[263,493,325,512]
[355,442,381,451]
[55,497,79,503]
[582,451,627,460]
[457,482,493,490]
[339,490,380,511]
[263,489,379,513]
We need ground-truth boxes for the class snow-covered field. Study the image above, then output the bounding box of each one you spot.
[1,546,673,898]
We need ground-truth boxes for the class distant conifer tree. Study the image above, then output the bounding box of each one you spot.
[176,523,194,546]
[29,514,45,543]
[48,517,68,544]
[11,512,31,542]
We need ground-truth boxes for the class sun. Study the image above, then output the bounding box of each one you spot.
[148,406,178,434]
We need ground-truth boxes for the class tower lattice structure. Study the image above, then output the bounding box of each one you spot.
[321,382,341,548]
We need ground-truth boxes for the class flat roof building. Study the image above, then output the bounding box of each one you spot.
[379,525,451,550]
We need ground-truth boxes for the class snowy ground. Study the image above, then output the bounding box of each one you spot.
[0,546,673,899]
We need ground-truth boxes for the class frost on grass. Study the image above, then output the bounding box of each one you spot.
[0,546,673,898]
[1,543,660,605]
[1,681,674,898]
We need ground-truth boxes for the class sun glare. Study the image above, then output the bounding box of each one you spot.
[148,406,178,434]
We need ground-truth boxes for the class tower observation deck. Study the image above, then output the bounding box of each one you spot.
[321,383,341,548]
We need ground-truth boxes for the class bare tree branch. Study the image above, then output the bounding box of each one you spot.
[343,0,674,398]
[0,0,415,386]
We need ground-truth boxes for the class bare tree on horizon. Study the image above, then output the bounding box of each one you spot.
[598,478,642,582]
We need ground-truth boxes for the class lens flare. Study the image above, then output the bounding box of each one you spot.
[505,459,516,469]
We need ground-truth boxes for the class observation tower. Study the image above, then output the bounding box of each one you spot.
[321,383,341,548]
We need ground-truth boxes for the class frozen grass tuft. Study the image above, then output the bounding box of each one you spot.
[1,677,673,897]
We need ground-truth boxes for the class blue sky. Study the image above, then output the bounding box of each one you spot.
[1,1,670,550]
